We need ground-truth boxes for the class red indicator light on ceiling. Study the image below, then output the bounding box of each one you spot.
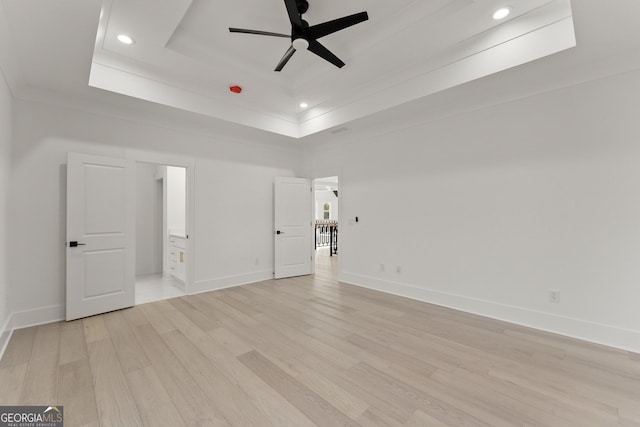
[229,85,242,94]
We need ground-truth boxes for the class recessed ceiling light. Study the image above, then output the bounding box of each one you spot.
[300,102,308,108]
[492,7,510,20]
[117,34,135,45]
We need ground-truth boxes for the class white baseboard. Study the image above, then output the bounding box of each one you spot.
[0,305,65,361]
[11,304,65,330]
[191,269,273,295]
[340,272,640,354]
[0,314,13,362]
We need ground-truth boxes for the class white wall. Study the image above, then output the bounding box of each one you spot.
[192,157,291,292]
[305,69,640,352]
[0,68,12,341]
[135,162,163,276]
[166,166,186,235]
[9,99,303,323]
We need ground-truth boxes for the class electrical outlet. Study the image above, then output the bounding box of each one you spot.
[380,263,385,273]
[549,290,561,304]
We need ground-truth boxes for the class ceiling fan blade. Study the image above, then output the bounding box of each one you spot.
[308,11,368,39]
[283,0,304,28]
[275,45,296,72]
[307,39,345,68]
[229,28,290,38]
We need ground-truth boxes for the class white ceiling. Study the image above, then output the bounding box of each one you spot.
[1,1,640,142]
[90,0,575,137]
[315,176,338,191]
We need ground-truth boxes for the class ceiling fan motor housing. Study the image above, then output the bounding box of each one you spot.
[292,20,308,41]
[296,0,309,14]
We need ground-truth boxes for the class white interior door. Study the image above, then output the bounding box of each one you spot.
[66,153,135,321]
[274,177,313,279]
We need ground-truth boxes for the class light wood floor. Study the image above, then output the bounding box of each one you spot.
[2,252,640,426]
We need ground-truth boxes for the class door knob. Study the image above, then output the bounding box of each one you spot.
[69,241,86,247]
[276,231,284,235]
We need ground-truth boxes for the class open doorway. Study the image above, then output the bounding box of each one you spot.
[314,176,339,278]
[135,162,187,304]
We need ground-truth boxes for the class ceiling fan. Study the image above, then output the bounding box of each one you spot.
[229,0,369,72]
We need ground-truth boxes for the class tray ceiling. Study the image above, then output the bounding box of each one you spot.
[88,0,575,137]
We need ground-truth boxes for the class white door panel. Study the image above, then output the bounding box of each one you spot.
[274,177,312,279]
[84,164,126,233]
[282,237,306,265]
[84,249,126,298]
[66,153,135,321]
